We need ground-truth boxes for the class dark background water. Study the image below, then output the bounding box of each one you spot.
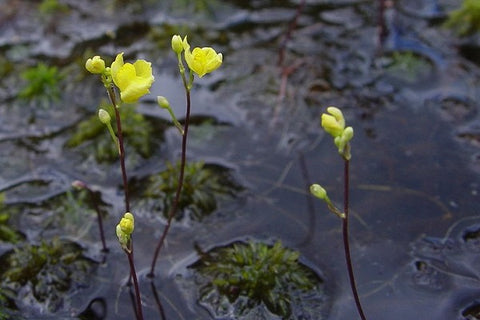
[1,0,480,319]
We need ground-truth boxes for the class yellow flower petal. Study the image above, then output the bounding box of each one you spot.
[110,53,154,103]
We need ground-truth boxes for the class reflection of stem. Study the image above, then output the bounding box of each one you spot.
[87,186,108,252]
[149,68,191,277]
[150,282,166,320]
[106,85,130,213]
[126,246,143,320]
[343,160,367,320]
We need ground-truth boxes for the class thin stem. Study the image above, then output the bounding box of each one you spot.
[343,159,367,320]
[126,246,144,320]
[106,86,130,213]
[149,86,191,277]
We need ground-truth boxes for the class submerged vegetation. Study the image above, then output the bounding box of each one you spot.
[66,104,155,162]
[144,161,243,221]
[19,63,62,106]
[191,240,326,318]
[445,0,480,36]
[0,238,96,313]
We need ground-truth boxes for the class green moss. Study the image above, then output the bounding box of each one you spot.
[0,194,22,244]
[66,104,155,163]
[191,240,323,318]
[19,63,62,105]
[0,238,96,313]
[445,0,480,36]
[144,161,242,221]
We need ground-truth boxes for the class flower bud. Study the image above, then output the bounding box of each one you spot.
[321,106,345,138]
[171,35,184,54]
[98,109,111,124]
[310,184,327,200]
[119,212,134,235]
[157,96,170,109]
[85,56,106,74]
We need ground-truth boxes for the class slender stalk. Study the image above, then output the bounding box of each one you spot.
[148,87,191,277]
[106,85,130,213]
[343,160,367,320]
[126,246,144,320]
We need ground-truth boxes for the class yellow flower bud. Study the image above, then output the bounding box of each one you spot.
[321,106,345,138]
[119,212,134,235]
[85,56,106,74]
[98,108,111,124]
[182,36,223,78]
[171,35,184,54]
[111,52,155,103]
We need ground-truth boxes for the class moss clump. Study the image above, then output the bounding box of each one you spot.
[144,161,243,221]
[191,240,324,318]
[19,63,62,105]
[66,104,154,162]
[445,0,480,36]
[0,238,96,313]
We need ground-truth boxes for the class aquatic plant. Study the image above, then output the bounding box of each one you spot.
[444,0,480,36]
[85,53,155,320]
[149,35,223,277]
[0,238,96,313]
[19,63,62,106]
[144,161,242,221]
[191,240,323,318]
[310,106,367,320]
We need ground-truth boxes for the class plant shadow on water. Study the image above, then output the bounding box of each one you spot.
[1,0,480,319]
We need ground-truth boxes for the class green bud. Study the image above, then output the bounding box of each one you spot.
[310,184,327,200]
[98,109,111,124]
[171,35,184,54]
[157,96,170,109]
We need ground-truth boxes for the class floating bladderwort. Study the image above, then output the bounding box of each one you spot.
[85,52,154,320]
[148,35,223,277]
[310,106,367,320]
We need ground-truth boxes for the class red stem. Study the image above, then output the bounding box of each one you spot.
[148,88,191,277]
[343,159,367,320]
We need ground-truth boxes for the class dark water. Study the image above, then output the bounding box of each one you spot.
[1,0,480,319]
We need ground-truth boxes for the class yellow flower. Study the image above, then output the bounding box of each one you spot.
[321,106,345,138]
[111,53,154,103]
[85,56,106,74]
[182,36,222,78]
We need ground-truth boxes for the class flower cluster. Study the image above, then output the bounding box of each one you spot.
[321,106,354,160]
[171,35,223,78]
[85,53,154,104]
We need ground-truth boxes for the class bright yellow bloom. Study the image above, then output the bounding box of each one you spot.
[85,56,106,74]
[111,53,154,103]
[182,36,222,78]
[321,106,345,138]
